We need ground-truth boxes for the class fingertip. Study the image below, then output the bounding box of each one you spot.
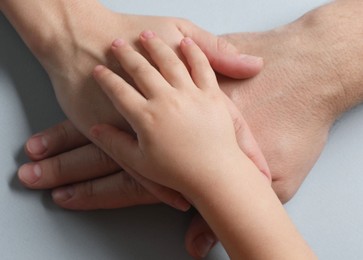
[89,124,117,141]
[181,37,194,46]
[25,134,48,159]
[52,186,75,203]
[215,55,264,79]
[140,30,156,40]
[193,233,217,259]
[93,65,106,77]
[112,38,126,48]
[239,54,264,70]
[185,214,217,259]
[89,125,102,139]
[18,163,42,186]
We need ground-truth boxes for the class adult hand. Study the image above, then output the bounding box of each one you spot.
[17,0,363,258]
[5,2,263,211]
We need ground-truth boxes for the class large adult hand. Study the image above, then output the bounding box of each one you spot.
[9,4,263,211]
[30,9,262,136]
[20,0,363,257]
[12,3,263,258]
[18,0,363,258]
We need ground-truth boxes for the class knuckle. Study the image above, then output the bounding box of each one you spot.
[53,122,70,148]
[131,63,151,77]
[118,173,148,199]
[49,156,64,182]
[173,17,193,34]
[176,17,191,26]
[165,56,183,67]
[216,36,236,55]
[98,67,114,79]
[81,180,96,198]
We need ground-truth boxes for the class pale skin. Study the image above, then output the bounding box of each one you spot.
[2,0,363,258]
[1,0,266,257]
[90,32,316,259]
[0,0,266,212]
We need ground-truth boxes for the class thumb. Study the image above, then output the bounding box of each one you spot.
[90,124,141,172]
[179,21,263,79]
[222,93,271,182]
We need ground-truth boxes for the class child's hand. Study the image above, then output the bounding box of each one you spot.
[90,31,269,198]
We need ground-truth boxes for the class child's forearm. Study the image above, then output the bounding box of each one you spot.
[190,155,316,260]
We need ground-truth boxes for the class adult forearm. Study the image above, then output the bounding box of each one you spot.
[0,0,109,61]
[309,0,363,114]
[0,0,128,134]
[191,157,315,259]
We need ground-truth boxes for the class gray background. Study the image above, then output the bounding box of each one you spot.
[1,0,362,259]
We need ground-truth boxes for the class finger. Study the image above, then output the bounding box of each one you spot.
[129,170,191,212]
[139,30,194,88]
[51,171,159,210]
[90,124,190,211]
[222,93,271,181]
[90,124,142,173]
[18,143,121,189]
[111,38,169,97]
[178,21,263,79]
[185,213,218,259]
[180,37,218,90]
[93,65,146,126]
[25,120,90,161]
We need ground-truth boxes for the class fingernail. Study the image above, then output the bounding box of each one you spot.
[112,38,125,47]
[94,65,105,73]
[90,126,100,139]
[26,134,47,155]
[239,54,263,64]
[182,37,194,45]
[173,196,191,212]
[194,233,216,258]
[141,30,155,39]
[52,186,74,202]
[18,164,42,184]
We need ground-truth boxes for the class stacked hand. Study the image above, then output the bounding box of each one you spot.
[9,0,363,258]
[90,31,269,198]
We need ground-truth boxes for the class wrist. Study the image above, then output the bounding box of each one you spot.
[1,0,113,66]
[188,157,314,259]
[187,154,263,208]
[297,1,363,118]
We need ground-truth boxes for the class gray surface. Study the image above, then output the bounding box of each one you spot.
[1,0,362,259]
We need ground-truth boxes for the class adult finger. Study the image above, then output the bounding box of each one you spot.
[223,93,271,181]
[177,20,263,79]
[185,213,218,259]
[51,171,159,210]
[93,65,146,127]
[25,120,90,161]
[19,143,120,189]
[90,124,190,211]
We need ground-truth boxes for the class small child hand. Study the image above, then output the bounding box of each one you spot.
[90,31,268,199]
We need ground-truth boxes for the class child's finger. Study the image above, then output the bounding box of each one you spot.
[93,65,146,126]
[139,30,195,89]
[222,93,271,182]
[111,39,169,98]
[90,124,142,174]
[127,170,191,212]
[90,124,190,212]
[180,37,218,90]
